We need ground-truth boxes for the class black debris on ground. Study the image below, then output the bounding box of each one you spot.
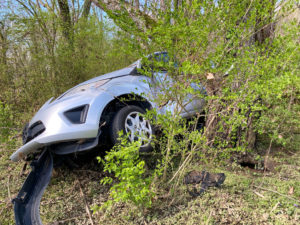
[184,170,226,197]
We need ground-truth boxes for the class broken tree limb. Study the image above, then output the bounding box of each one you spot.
[77,179,94,225]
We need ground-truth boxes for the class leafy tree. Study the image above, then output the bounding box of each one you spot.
[95,0,300,209]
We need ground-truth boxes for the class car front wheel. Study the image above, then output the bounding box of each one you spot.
[110,105,153,152]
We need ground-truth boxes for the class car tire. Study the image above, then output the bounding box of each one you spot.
[110,105,153,152]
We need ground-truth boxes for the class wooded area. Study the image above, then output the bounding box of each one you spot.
[0,0,299,224]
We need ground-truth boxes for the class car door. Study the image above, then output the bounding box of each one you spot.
[149,52,205,118]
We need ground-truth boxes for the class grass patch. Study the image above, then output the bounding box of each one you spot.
[0,139,299,224]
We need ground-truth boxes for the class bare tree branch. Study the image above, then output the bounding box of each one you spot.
[91,0,157,32]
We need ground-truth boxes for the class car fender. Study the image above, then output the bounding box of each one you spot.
[92,78,154,125]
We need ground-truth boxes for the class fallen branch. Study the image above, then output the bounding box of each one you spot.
[254,185,300,203]
[270,201,280,213]
[253,191,265,198]
[7,175,11,201]
[77,179,94,225]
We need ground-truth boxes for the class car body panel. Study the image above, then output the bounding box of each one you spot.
[13,150,53,225]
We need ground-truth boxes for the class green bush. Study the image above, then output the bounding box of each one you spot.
[94,136,155,211]
[96,0,299,209]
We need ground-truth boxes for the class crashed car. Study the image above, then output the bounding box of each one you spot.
[11,52,205,225]
[11,52,205,162]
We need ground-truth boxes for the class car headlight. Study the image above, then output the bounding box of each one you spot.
[62,79,110,98]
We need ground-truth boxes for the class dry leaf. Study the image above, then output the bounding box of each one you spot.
[207,73,214,80]
[262,213,269,220]
[288,186,294,195]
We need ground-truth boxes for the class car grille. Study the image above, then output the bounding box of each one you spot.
[22,121,46,144]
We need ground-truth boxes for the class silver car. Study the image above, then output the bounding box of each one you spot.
[10,52,205,162]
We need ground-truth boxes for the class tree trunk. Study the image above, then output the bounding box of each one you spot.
[0,24,7,65]
[82,0,92,18]
[160,0,166,11]
[134,0,140,10]
[204,74,225,147]
[92,0,157,32]
[254,0,276,45]
[58,0,73,45]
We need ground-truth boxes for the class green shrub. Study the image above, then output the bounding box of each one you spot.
[95,0,299,210]
[94,136,155,211]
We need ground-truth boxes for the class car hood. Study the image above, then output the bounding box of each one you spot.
[53,60,140,102]
[80,60,139,85]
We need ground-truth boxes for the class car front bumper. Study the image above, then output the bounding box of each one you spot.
[10,89,114,162]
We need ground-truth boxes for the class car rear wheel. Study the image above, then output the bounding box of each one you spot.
[110,105,153,152]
